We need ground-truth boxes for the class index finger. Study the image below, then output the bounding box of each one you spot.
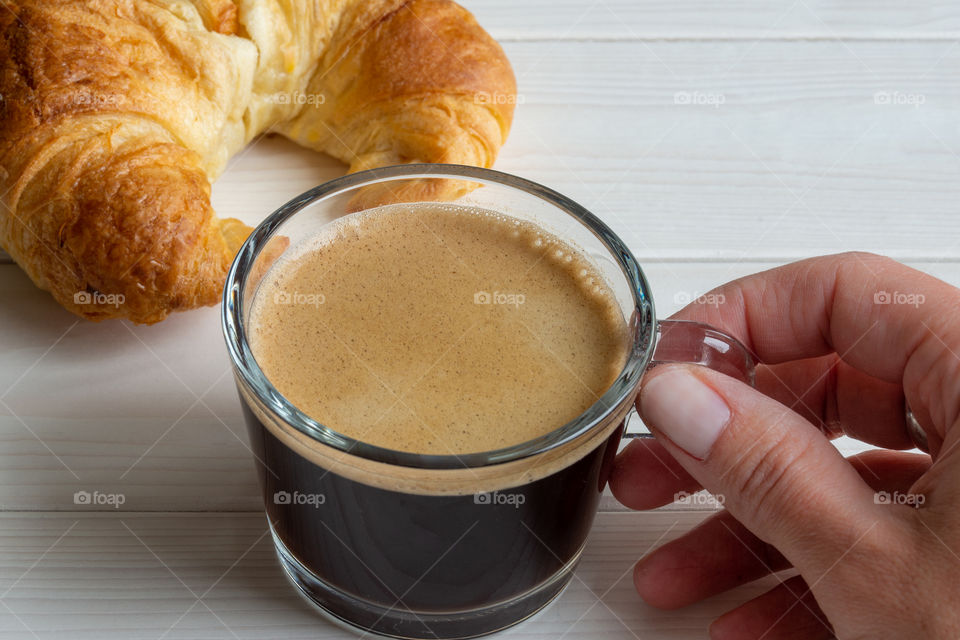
[671,252,957,383]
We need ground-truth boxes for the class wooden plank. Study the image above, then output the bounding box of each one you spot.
[495,40,960,260]
[0,510,785,639]
[0,261,951,511]
[461,0,960,39]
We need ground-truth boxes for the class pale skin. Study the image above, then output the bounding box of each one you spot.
[609,252,960,639]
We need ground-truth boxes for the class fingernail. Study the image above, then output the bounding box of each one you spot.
[640,367,730,460]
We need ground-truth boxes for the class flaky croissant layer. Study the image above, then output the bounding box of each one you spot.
[0,0,516,323]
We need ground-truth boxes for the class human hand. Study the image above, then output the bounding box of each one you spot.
[610,252,960,639]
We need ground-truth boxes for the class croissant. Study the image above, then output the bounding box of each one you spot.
[0,0,516,323]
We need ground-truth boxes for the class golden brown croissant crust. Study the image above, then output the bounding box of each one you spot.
[0,0,516,323]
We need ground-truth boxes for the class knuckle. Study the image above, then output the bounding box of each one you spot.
[729,426,809,517]
[835,251,901,282]
[837,250,890,266]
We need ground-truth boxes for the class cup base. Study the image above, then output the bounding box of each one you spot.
[270,520,580,639]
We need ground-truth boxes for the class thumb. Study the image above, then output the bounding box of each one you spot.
[638,363,887,575]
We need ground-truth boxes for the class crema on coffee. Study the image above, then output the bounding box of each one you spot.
[248,203,630,455]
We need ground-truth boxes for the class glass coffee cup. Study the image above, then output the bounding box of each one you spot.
[222,164,754,639]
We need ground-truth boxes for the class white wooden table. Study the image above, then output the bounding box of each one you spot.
[1,1,957,637]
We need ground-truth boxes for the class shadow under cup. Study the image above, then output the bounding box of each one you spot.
[221,165,660,639]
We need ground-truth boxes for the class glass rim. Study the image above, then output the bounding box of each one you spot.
[221,163,657,470]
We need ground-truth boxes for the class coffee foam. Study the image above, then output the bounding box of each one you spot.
[245,203,633,491]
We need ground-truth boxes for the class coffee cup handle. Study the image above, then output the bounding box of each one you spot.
[622,319,756,440]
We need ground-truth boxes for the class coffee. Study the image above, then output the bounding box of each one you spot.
[238,201,634,638]
[248,203,630,455]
